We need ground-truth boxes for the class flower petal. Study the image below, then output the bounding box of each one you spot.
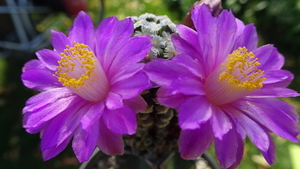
[23,90,79,133]
[176,24,199,51]
[68,11,95,48]
[168,76,204,96]
[191,5,217,74]
[263,70,294,88]
[261,134,276,165]
[230,110,270,152]
[213,9,237,69]
[36,49,60,71]
[110,63,144,85]
[235,18,245,37]
[42,135,72,161]
[95,17,133,72]
[178,96,212,130]
[236,98,299,142]
[123,95,147,114]
[22,59,45,72]
[211,105,232,139]
[254,44,284,71]
[193,5,238,73]
[105,92,123,110]
[179,122,213,159]
[108,35,152,77]
[40,101,89,150]
[102,105,136,135]
[171,33,201,61]
[81,102,105,130]
[50,30,71,53]
[23,87,72,113]
[172,53,204,78]
[97,118,124,155]
[72,120,99,162]
[22,68,61,91]
[22,59,62,91]
[247,87,300,98]
[144,58,194,87]
[235,23,258,51]
[215,127,244,169]
[111,73,151,99]
[174,25,202,60]
[157,87,187,109]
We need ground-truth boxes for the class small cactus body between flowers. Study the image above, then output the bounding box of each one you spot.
[130,13,178,61]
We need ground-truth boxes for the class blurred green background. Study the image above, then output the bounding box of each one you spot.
[0,0,300,168]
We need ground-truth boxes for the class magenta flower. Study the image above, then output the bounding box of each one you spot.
[145,5,299,169]
[21,12,152,162]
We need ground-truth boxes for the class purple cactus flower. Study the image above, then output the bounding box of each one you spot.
[145,5,299,169]
[21,11,152,162]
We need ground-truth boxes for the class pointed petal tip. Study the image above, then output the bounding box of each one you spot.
[77,10,88,16]
[77,158,88,163]
[98,118,125,155]
[75,151,94,163]
[42,153,51,161]
[50,29,56,34]
[99,146,124,156]
[181,155,194,160]
[75,10,92,19]
[110,149,124,156]
[289,137,300,143]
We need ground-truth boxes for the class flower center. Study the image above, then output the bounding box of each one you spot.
[54,42,109,102]
[204,47,266,105]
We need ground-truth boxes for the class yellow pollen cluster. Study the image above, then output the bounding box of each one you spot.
[219,47,266,90]
[54,42,96,89]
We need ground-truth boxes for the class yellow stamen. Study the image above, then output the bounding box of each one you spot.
[54,42,97,89]
[219,47,266,90]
